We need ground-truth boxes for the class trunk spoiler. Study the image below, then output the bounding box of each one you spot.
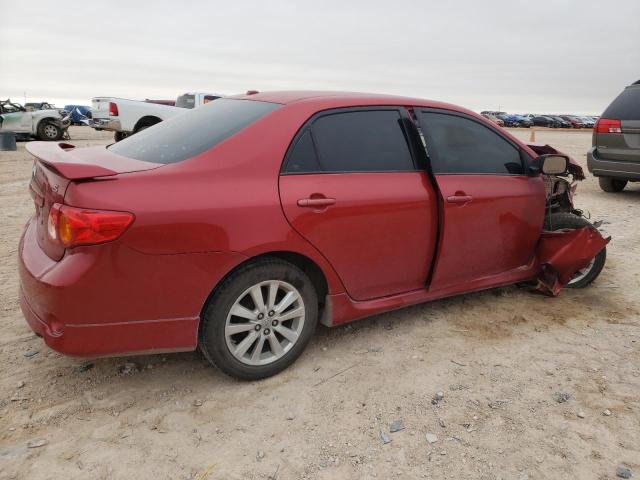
[26,142,161,180]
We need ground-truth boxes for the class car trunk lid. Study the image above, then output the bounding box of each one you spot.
[26,141,161,260]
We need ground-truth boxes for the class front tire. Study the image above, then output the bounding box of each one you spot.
[544,213,606,288]
[37,121,62,141]
[598,177,627,193]
[199,258,318,380]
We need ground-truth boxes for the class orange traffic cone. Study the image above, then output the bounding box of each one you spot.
[529,128,536,142]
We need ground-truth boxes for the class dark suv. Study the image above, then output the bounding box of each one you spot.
[588,80,640,192]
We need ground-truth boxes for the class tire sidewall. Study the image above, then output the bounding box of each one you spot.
[38,121,61,141]
[599,177,627,193]
[200,259,318,380]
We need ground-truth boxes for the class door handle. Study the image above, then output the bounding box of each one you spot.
[446,194,473,204]
[297,197,336,207]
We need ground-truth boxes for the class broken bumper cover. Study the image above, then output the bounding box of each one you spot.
[535,227,610,296]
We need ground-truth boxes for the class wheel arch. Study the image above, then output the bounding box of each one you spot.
[198,250,330,332]
[134,115,162,132]
[34,116,57,132]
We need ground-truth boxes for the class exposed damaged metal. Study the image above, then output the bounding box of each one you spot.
[535,227,610,296]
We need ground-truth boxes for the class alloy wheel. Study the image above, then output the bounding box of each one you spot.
[225,280,305,366]
[567,257,596,286]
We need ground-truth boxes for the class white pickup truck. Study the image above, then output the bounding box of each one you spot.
[90,92,222,141]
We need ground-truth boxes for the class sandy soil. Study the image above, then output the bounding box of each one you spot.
[0,127,638,480]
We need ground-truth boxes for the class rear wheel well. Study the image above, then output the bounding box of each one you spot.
[134,116,162,132]
[199,251,329,327]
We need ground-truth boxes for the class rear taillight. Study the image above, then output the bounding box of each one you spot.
[595,118,622,134]
[48,204,134,248]
[108,102,119,116]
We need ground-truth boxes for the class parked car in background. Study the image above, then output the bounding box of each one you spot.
[579,116,596,128]
[63,105,92,125]
[560,115,584,128]
[548,116,572,128]
[588,80,640,192]
[532,115,560,128]
[90,91,223,141]
[25,101,58,111]
[497,113,532,128]
[481,113,505,126]
[0,99,70,140]
[20,91,608,380]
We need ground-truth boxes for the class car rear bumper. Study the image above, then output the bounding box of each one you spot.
[18,217,245,357]
[587,147,640,180]
[89,118,122,131]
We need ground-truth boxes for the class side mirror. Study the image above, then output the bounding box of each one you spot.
[537,154,569,175]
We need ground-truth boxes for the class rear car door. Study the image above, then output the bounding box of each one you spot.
[415,109,546,291]
[279,107,438,301]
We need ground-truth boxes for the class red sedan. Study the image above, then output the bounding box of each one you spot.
[19,91,608,379]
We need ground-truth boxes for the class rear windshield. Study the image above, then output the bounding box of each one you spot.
[602,85,640,120]
[175,94,196,109]
[109,99,280,164]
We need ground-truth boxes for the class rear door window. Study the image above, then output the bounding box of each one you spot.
[109,99,279,164]
[602,85,640,120]
[416,111,524,175]
[283,109,415,173]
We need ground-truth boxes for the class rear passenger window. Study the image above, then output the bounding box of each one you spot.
[286,130,321,173]
[284,109,415,173]
[418,112,523,175]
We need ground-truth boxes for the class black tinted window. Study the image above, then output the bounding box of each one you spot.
[285,130,321,173]
[418,112,523,175]
[309,110,414,172]
[109,99,279,164]
[602,86,640,120]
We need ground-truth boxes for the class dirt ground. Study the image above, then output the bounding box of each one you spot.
[0,126,638,480]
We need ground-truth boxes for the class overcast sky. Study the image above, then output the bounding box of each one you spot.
[1,0,638,114]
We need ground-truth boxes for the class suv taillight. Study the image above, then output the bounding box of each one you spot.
[108,102,119,116]
[595,118,622,134]
[48,204,134,248]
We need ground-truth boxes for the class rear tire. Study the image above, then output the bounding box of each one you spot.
[134,119,160,133]
[598,177,627,193]
[199,258,318,380]
[114,131,130,142]
[543,213,606,288]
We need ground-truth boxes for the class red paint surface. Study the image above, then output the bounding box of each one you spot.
[18,91,601,358]
[279,172,438,300]
[536,228,609,295]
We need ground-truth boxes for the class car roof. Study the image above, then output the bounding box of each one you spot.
[229,90,472,113]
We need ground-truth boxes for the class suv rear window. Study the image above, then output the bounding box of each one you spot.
[602,85,640,120]
[175,94,196,109]
[109,99,279,164]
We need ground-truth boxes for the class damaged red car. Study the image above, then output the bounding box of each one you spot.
[19,92,608,379]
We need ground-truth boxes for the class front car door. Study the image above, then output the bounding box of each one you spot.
[415,109,546,292]
[0,103,31,133]
[279,107,439,301]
